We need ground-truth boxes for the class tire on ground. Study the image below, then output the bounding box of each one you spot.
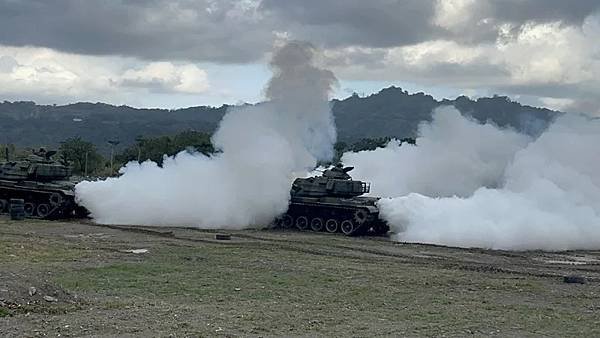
[215,234,231,240]
[9,199,25,220]
[563,275,586,284]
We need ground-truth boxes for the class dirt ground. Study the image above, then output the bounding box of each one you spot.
[1,216,600,337]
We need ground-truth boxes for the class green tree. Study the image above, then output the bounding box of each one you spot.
[329,137,416,164]
[59,137,105,175]
[116,130,214,166]
[0,144,16,161]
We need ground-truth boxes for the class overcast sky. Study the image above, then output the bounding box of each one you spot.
[0,0,599,114]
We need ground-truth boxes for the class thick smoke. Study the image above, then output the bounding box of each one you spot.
[344,107,531,198]
[75,41,337,228]
[345,107,600,251]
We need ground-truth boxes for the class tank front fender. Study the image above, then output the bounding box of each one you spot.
[364,206,378,214]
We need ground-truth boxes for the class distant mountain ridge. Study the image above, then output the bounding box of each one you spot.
[332,87,559,142]
[0,86,560,153]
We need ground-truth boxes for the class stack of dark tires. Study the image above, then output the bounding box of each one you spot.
[9,199,25,220]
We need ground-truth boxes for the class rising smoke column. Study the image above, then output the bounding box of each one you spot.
[75,41,337,228]
[345,107,600,251]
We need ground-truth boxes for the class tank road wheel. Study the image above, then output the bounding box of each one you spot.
[325,219,339,233]
[271,216,286,229]
[24,203,35,217]
[270,217,280,229]
[295,216,309,230]
[374,223,390,236]
[310,218,324,232]
[353,209,368,225]
[0,199,7,213]
[36,204,51,218]
[281,214,294,229]
[49,193,63,206]
[341,220,356,236]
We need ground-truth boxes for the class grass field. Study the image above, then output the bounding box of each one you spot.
[1,217,599,337]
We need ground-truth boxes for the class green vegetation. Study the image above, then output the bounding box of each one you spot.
[55,242,600,337]
[1,219,599,337]
[58,137,105,175]
[1,87,560,178]
[0,88,559,156]
[0,237,83,264]
[332,136,415,163]
[0,307,11,317]
[2,130,215,177]
[4,130,404,177]
[0,143,31,161]
[115,130,214,166]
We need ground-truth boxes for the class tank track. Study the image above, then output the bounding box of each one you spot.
[274,202,389,236]
[0,186,85,219]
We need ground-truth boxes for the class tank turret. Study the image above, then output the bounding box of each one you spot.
[0,149,72,182]
[276,164,388,236]
[291,165,370,198]
[322,163,353,180]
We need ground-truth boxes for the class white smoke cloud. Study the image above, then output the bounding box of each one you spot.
[343,107,531,198]
[345,107,600,251]
[75,41,336,228]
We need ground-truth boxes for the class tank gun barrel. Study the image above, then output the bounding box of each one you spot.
[45,150,57,160]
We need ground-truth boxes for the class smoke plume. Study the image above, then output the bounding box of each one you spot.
[345,107,600,250]
[75,41,337,228]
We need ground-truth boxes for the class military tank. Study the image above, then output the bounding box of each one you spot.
[276,164,389,236]
[0,149,87,219]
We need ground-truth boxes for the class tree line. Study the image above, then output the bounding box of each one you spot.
[1,130,213,177]
[1,131,414,178]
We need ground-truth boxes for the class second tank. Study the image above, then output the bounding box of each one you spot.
[276,164,389,236]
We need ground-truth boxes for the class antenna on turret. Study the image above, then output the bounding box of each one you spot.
[4,147,8,161]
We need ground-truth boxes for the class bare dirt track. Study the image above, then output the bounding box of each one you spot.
[1,217,600,337]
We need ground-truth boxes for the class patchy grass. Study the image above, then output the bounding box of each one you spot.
[0,307,11,317]
[55,245,600,337]
[0,238,83,264]
[2,219,600,337]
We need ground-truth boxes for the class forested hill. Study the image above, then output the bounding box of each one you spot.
[0,86,559,152]
[332,87,559,142]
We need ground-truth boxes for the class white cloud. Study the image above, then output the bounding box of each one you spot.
[539,97,576,111]
[0,55,18,72]
[1,2,599,114]
[497,22,595,85]
[324,14,600,115]
[118,62,210,94]
[0,46,107,98]
[432,0,481,31]
[0,45,212,105]
[390,40,485,68]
